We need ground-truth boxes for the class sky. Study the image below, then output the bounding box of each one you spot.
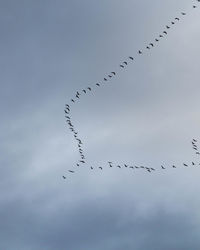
[1,0,200,249]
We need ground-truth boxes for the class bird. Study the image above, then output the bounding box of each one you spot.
[166,25,170,29]
[129,166,134,169]
[172,165,176,168]
[124,164,128,168]
[111,72,116,75]
[183,163,188,167]
[99,167,103,170]
[155,39,159,42]
[80,160,85,163]
[76,164,79,167]
[104,78,107,81]
[151,168,155,171]
[163,31,167,34]
[129,57,134,60]
[108,75,112,78]
[68,170,75,173]
[161,165,165,169]
[147,169,151,172]
[120,64,125,68]
[171,21,175,24]
[159,34,163,38]
[196,152,200,155]
[76,94,79,98]
[65,110,69,114]
[138,50,142,54]
[140,166,145,169]
[135,166,139,169]
[193,139,197,142]
[181,12,186,15]
[193,5,197,8]
[150,43,154,47]
[175,17,180,21]
[76,91,80,95]
[82,89,86,93]
[123,61,128,65]
[192,162,195,166]
[96,83,100,86]
[117,165,121,168]
[62,176,66,179]
[146,46,150,49]
[91,167,94,170]
[71,99,75,102]
[87,87,91,91]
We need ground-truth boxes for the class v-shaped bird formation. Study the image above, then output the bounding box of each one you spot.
[63,1,200,179]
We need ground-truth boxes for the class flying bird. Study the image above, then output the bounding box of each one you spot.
[82,89,86,93]
[172,165,176,168]
[146,46,150,49]
[159,34,163,37]
[117,165,121,168]
[120,64,125,68]
[71,99,75,102]
[138,50,142,54]
[96,83,100,86]
[175,17,180,20]
[80,160,85,163]
[171,21,175,24]
[68,170,75,173]
[123,61,128,65]
[166,25,170,29]
[181,12,186,15]
[163,31,167,34]
[111,72,116,75]
[87,87,91,91]
[62,176,66,179]
[161,165,165,169]
[183,163,188,167]
[99,167,103,170]
[150,43,154,47]
[104,78,107,81]
[155,39,159,42]
[129,57,134,60]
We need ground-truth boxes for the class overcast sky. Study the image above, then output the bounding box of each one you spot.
[1,0,200,249]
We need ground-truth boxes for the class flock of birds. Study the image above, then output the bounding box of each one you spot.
[63,1,200,179]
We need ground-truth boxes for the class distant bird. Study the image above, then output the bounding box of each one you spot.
[71,99,75,102]
[82,89,86,93]
[161,165,165,169]
[68,170,75,173]
[111,72,116,75]
[192,162,195,166]
[108,75,112,78]
[183,163,188,167]
[87,87,91,91]
[96,83,100,86]
[123,61,128,65]
[104,78,107,81]
[151,168,155,171]
[76,91,80,95]
[138,50,142,54]
[80,160,85,163]
[171,21,175,24]
[99,167,103,170]
[146,46,150,49]
[181,12,186,15]
[147,169,151,172]
[108,161,113,164]
[193,5,197,8]
[193,139,197,142]
[166,25,170,29]
[124,164,128,168]
[62,176,66,179]
[129,57,134,60]
[120,64,125,68]
[129,166,134,169]
[135,166,139,169]
[76,164,79,166]
[91,167,94,170]
[172,165,176,168]
[65,110,69,114]
[155,39,159,42]
[140,166,145,169]
[175,17,180,21]
[117,165,121,168]
[163,31,167,35]
[150,43,154,47]
[196,152,200,155]
[159,34,163,37]
[76,94,79,98]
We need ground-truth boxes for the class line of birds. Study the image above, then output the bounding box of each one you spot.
[62,139,200,178]
[64,1,200,178]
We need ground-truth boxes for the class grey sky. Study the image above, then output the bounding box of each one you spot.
[1,0,200,249]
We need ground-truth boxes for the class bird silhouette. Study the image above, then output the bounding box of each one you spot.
[175,17,180,20]
[193,5,197,8]
[192,162,195,166]
[76,94,79,98]
[183,163,188,167]
[82,89,86,93]
[96,83,100,86]
[181,12,186,15]
[62,176,66,179]
[68,170,75,173]
[91,167,94,170]
[146,46,150,49]
[120,64,125,68]
[171,21,175,24]
[123,61,128,65]
[172,165,176,168]
[124,164,128,168]
[71,99,75,102]
[163,31,167,34]
[159,34,163,37]
[155,39,159,42]
[138,50,142,54]
[150,43,154,47]
[104,78,107,81]
[87,87,91,91]
[111,72,116,75]
[166,25,170,29]
[80,160,85,163]
[161,165,165,169]
[99,167,103,170]
[129,57,134,60]
[117,165,121,168]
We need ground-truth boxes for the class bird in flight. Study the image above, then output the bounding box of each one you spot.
[62,176,66,179]
[161,165,165,169]
[166,25,170,29]
[181,12,186,15]
[163,31,167,34]
[120,64,125,68]
[183,163,188,167]
[68,170,75,173]
[175,17,180,21]
[99,167,103,170]
[87,87,91,91]
[123,61,128,65]
[129,57,134,60]
[111,72,116,75]
[104,78,107,81]
[138,50,142,54]
[96,83,100,86]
